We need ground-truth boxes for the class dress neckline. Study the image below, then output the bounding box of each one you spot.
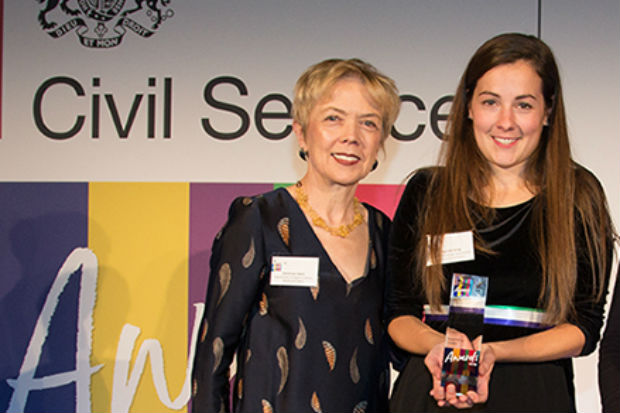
[278,187,372,286]
[469,195,536,212]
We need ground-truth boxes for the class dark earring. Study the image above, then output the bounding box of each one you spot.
[299,149,308,161]
[371,160,378,171]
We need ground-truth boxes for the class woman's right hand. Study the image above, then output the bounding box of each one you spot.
[425,341,449,406]
[425,336,496,408]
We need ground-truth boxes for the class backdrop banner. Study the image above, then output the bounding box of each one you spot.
[1,1,619,412]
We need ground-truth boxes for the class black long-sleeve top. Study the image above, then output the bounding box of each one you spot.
[386,168,613,412]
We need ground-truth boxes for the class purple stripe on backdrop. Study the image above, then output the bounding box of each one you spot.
[188,183,273,412]
[0,183,88,413]
[188,183,272,343]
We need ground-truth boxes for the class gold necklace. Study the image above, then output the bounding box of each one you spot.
[293,181,364,238]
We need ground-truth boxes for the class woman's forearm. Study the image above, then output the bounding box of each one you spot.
[388,315,445,355]
[487,323,585,362]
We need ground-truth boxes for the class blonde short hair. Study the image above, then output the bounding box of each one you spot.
[293,58,400,141]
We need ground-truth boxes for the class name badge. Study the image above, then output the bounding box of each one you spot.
[270,256,319,287]
[426,231,475,266]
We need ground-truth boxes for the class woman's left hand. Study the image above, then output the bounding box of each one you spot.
[463,344,495,407]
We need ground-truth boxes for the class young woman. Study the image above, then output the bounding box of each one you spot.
[387,33,615,412]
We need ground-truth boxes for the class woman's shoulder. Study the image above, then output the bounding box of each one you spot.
[573,163,604,187]
[213,188,294,250]
[224,187,293,227]
[402,166,441,195]
[229,187,290,209]
[361,202,391,233]
[573,163,608,203]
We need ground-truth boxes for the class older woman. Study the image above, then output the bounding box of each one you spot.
[191,58,400,413]
[387,33,615,412]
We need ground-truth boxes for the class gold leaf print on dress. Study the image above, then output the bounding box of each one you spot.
[311,391,322,413]
[277,346,289,394]
[353,400,368,413]
[212,337,224,373]
[200,321,208,343]
[370,248,377,270]
[277,217,290,247]
[261,399,273,413]
[295,317,307,350]
[350,347,360,384]
[237,378,243,400]
[242,196,253,206]
[192,378,197,397]
[246,349,252,363]
[242,237,255,268]
[322,340,336,371]
[217,263,231,306]
[259,293,268,315]
[364,318,374,345]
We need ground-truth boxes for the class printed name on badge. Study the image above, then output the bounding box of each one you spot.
[426,231,475,266]
[271,256,319,287]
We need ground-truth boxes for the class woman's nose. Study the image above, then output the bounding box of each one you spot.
[341,120,360,143]
[496,106,515,130]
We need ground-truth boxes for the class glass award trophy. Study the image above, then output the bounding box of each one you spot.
[440,273,489,395]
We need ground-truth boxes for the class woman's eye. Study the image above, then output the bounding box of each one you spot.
[517,102,533,110]
[325,115,340,122]
[363,120,379,129]
[481,99,497,106]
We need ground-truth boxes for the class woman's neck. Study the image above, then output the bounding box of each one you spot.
[484,170,537,207]
[290,175,359,226]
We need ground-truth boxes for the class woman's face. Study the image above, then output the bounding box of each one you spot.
[294,77,383,187]
[468,60,549,177]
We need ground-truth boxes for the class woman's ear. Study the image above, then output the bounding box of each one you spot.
[293,121,306,147]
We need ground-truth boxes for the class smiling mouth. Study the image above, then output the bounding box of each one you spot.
[332,153,360,163]
[332,153,360,162]
[493,136,520,146]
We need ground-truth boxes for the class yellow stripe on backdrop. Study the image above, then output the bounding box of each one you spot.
[89,183,189,413]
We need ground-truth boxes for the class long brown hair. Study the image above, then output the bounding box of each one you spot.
[419,33,614,323]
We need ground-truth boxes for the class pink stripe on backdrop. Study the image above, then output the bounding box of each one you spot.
[356,184,405,219]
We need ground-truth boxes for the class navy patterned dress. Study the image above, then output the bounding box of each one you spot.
[191,188,391,413]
